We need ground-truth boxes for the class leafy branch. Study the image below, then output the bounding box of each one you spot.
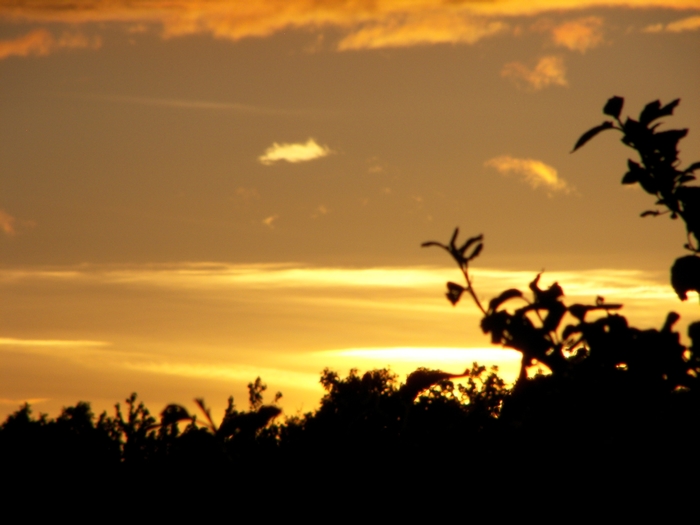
[572,96,700,300]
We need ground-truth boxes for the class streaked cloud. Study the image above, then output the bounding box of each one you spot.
[123,360,322,392]
[644,15,700,33]
[0,262,680,302]
[0,338,110,348]
[0,209,16,236]
[1,2,697,53]
[259,138,332,166]
[551,16,604,52]
[501,56,568,90]
[0,29,100,60]
[485,155,571,194]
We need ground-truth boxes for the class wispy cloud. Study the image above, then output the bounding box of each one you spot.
[84,93,298,116]
[551,16,604,52]
[0,29,100,60]
[501,55,568,90]
[2,1,696,53]
[644,15,700,33]
[259,138,332,166]
[485,155,571,194]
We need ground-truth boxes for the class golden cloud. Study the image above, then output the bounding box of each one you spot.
[1,1,698,51]
[501,55,568,90]
[644,15,700,32]
[485,155,571,193]
[0,29,100,60]
[551,16,604,52]
[337,14,507,50]
[259,138,332,165]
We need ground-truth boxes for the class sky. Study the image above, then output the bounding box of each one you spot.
[1,0,699,422]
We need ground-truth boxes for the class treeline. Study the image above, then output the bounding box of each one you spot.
[2,358,699,491]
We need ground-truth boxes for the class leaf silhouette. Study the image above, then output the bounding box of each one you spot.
[488,288,523,312]
[622,160,646,185]
[684,162,700,174]
[446,281,464,305]
[603,96,624,119]
[658,98,681,118]
[639,100,662,126]
[459,234,483,257]
[671,255,700,300]
[571,121,614,152]
[450,227,459,248]
[467,243,483,262]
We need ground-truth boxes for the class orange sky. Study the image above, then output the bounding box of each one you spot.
[1,1,699,421]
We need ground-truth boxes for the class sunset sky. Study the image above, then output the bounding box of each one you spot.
[1,1,699,421]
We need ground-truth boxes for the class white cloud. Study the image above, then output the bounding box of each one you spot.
[485,155,571,194]
[258,138,332,166]
[501,56,568,90]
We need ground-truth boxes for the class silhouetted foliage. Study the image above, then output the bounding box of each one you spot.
[574,96,700,300]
